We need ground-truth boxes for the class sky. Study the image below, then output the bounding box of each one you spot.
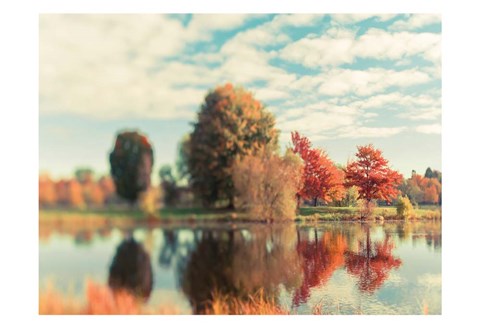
[39,14,441,182]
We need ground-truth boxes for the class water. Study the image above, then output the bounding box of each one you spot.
[39,220,441,314]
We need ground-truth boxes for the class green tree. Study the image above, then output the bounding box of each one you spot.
[75,167,94,184]
[109,131,154,204]
[188,83,279,208]
[159,164,180,207]
[176,135,191,185]
[424,167,434,179]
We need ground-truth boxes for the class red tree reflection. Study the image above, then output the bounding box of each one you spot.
[293,230,347,305]
[345,227,402,293]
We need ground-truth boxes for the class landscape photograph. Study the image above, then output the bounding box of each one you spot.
[39,13,442,315]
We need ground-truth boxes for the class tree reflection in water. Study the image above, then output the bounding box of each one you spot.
[344,226,402,293]
[108,237,153,301]
[176,226,302,314]
[154,223,410,312]
[293,228,348,306]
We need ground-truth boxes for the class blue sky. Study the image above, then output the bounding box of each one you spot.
[39,14,441,182]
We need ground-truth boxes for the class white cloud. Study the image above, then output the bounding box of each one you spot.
[279,27,441,68]
[186,14,260,41]
[330,14,397,25]
[415,124,442,134]
[338,126,406,138]
[316,68,431,96]
[349,92,441,120]
[253,88,290,101]
[390,14,441,31]
[39,14,265,120]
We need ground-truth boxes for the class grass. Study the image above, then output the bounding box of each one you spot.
[296,205,441,221]
[39,283,313,315]
[203,289,290,315]
[39,204,441,227]
[40,207,244,221]
[39,281,184,315]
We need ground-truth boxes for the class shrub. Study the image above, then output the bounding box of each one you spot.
[233,149,303,221]
[358,199,376,220]
[396,196,415,220]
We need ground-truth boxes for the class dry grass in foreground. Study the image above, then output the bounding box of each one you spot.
[202,289,290,315]
[39,281,183,315]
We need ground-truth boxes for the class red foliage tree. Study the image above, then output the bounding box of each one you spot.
[345,144,403,205]
[291,131,345,206]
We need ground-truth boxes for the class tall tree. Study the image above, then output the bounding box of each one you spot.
[291,131,345,206]
[109,131,154,204]
[344,145,402,216]
[188,83,279,208]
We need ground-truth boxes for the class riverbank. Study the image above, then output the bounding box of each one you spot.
[39,205,441,227]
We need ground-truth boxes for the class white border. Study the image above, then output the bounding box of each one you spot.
[2,0,480,327]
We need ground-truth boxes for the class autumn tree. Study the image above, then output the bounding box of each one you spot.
[400,171,441,205]
[82,182,105,207]
[66,179,85,208]
[39,173,57,207]
[344,145,402,217]
[98,175,116,204]
[109,131,154,204]
[188,83,279,208]
[291,131,345,206]
[232,149,303,221]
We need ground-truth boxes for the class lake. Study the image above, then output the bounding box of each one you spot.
[39,220,441,314]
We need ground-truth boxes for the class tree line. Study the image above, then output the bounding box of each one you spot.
[39,83,441,219]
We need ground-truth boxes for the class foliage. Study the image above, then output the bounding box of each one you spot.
[176,135,191,184]
[39,174,57,207]
[333,186,359,207]
[232,149,303,221]
[98,176,117,204]
[82,181,105,206]
[188,83,279,208]
[109,131,154,204]
[396,196,415,220]
[424,167,442,182]
[344,144,403,218]
[159,165,180,207]
[138,188,160,216]
[75,167,94,184]
[291,131,346,205]
[400,172,442,205]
